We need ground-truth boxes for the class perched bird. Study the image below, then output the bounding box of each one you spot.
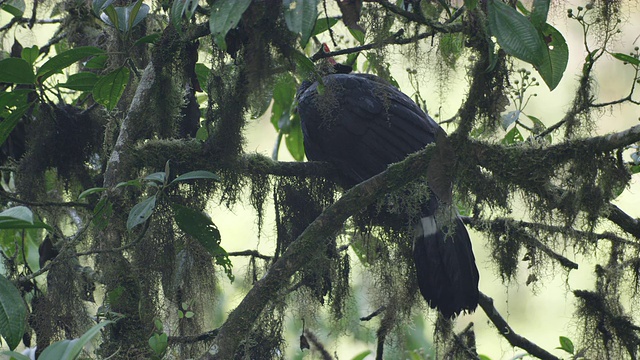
[296,70,479,318]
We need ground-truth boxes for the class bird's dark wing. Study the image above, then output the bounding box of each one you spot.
[297,72,479,318]
[297,73,438,185]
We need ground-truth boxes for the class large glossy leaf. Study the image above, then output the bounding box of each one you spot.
[143,172,166,185]
[100,1,149,33]
[0,0,25,17]
[93,66,130,111]
[0,104,31,147]
[20,46,39,65]
[0,206,33,224]
[311,16,339,37]
[529,0,550,29]
[611,52,640,66]
[285,113,304,161]
[0,58,35,84]
[38,321,113,360]
[487,0,545,66]
[172,204,233,280]
[283,0,320,47]
[0,206,50,230]
[92,197,113,231]
[0,351,30,360]
[36,47,105,83]
[170,170,220,185]
[291,49,317,81]
[58,72,99,92]
[126,195,156,231]
[92,0,114,16]
[270,73,296,130]
[0,274,26,350]
[534,24,568,90]
[209,0,252,51]
[171,0,199,29]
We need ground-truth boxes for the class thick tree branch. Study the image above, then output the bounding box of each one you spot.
[478,292,560,360]
[199,145,437,359]
[104,62,157,188]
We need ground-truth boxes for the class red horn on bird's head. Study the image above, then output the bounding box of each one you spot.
[321,43,353,74]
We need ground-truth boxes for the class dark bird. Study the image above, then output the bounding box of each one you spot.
[296,71,479,318]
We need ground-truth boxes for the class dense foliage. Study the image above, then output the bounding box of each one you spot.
[0,0,639,359]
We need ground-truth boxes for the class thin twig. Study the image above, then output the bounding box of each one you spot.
[227,250,272,261]
[360,305,387,321]
[478,291,560,360]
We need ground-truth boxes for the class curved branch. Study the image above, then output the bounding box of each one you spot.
[478,292,560,360]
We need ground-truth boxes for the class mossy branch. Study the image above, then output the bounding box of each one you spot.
[199,144,437,359]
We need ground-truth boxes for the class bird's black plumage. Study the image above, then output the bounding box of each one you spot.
[297,73,479,318]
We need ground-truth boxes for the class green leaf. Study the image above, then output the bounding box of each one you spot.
[0,206,33,224]
[209,0,252,51]
[611,52,640,66]
[194,63,210,93]
[270,73,296,130]
[0,58,35,84]
[92,0,114,16]
[78,187,107,201]
[84,55,108,70]
[464,0,478,11]
[115,179,143,188]
[133,32,161,46]
[172,204,221,253]
[21,46,39,65]
[283,0,320,47]
[0,0,25,17]
[0,351,31,360]
[148,332,168,356]
[478,355,492,360]
[93,66,130,111]
[58,72,99,92]
[100,1,149,33]
[285,113,304,161]
[534,24,568,90]
[127,195,156,231]
[36,46,105,83]
[557,336,575,354]
[172,204,234,281]
[171,0,199,29]
[350,350,372,360]
[502,126,524,145]
[92,198,113,231]
[143,172,166,184]
[311,16,339,37]
[195,126,208,141]
[39,321,113,360]
[630,164,640,174]
[0,274,26,350]
[529,0,550,29]
[0,89,31,116]
[292,49,317,81]
[170,170,221,184]
[348,27,365,45]
[0,104,31,147]
[487,0,546,66]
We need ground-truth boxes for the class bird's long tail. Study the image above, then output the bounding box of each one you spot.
[412,202,479,319]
